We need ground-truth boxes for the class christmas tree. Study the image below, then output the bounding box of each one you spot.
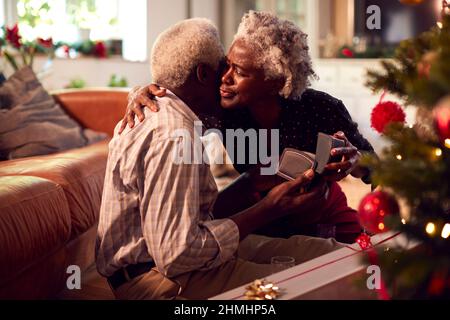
[359,2,450,299]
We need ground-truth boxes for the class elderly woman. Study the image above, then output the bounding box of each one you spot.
[122,11,375,243]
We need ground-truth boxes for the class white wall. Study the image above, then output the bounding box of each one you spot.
[121,0,148,62]
[3,0,18,26]
[29,56,151,91]
[146,0,220,63]
[191,0,220,27]
[147,0,189,64]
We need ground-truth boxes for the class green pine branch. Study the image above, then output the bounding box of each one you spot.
[366,15,450,108]
[362,12,450,300]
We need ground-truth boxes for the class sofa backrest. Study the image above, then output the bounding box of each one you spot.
[51,88,129,137]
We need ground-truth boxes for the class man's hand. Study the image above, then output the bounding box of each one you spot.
[118,84,166,134]
[230,169,326,239]
[264,169,326,218]
[323,131,362,181]
[247,165,285,193]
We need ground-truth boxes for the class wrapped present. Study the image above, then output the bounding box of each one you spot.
[210,231,420,300]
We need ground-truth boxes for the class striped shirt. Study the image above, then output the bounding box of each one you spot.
[95,91,239,278]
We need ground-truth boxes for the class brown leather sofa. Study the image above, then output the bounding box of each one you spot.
[0,88,128,299]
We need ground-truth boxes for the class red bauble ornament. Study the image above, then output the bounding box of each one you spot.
[434,96,450,142]
[371,100,406,134]
[358,191,399,234]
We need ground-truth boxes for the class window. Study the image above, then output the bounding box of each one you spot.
[255,0,307,30]
[221,0,313,50]
[16,0,120,43]
[6,0,147,61]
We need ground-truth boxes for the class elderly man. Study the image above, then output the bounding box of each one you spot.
[95,18,341,300]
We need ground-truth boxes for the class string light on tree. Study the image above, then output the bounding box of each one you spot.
[434,148,443,157]
[445,139,450,149]
[426,222,436,235]
[441,224,450,239]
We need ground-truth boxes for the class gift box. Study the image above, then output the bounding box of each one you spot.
[210,231,420,300]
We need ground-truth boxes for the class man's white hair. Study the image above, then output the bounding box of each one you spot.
[233,11,317,100]
[151,18,224,88]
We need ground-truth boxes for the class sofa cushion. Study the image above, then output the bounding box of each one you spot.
[0,225,99,300]
[0,140,109,238]
[52,89,129,137]
[0,175,71,284]
[0,67,107,159]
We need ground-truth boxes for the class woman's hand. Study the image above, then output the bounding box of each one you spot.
[118,84,167,134]
[323,131,363,181]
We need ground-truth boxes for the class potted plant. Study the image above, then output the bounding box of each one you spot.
[0,24,54,79]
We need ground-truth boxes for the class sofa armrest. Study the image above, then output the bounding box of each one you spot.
[51,88,130,137]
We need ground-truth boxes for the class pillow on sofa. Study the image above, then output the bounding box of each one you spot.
[0,67,107,160]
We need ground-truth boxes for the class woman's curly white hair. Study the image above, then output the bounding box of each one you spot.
[151,18,224,88]
[233,11,317,100]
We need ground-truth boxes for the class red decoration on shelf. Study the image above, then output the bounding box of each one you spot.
[61,45,70,58]
[358,191,400,234]
[37,37,53,48]
[341,48,354,58]
[6,24,22,49]
[356,233,373,250]
[371,93,406,134]
[94,41,108,58]
[434,96,450,143]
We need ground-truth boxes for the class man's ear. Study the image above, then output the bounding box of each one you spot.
[196,63,211,85]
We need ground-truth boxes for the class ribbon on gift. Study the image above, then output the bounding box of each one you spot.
[231,231,402,300]
[347,232,391,300]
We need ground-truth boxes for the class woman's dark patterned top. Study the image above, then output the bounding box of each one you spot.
[200,89,375,181]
